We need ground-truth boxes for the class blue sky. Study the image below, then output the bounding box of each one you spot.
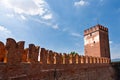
[0,0,120,59]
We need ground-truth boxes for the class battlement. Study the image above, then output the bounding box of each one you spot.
[84,24,108,36]
[0,38,110,65]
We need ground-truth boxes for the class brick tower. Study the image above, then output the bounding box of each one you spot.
[84,24,110,58]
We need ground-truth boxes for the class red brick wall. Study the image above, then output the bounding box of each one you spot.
[0,38,114,80]
[99,30,110,58]
[0,63,115,80]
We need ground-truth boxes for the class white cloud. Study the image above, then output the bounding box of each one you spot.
[20,15,26,20]
[6,14,14,18]
[74,0,89,7]
[52,24,59,29]
[0,25,13,39]
[71,32,81,37]
[42,14,53,20]
[33,18,59,29]
[0,0,58,28]
[1,0,50,17]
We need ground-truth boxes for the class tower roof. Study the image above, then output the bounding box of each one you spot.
[84,24,108,35]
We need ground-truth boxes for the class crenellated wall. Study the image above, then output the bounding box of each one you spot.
[0,38,116,80]
[84,24,108,36]
[0,38,110,65]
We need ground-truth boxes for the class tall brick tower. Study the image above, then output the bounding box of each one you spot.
[84,24,110,58]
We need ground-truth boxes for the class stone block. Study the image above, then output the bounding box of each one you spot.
[22,48,28,62]
[63,53,69,64]
[48,50,54,64]
[0,41,6,62]
[28,44,39,63]
[6,38,24,64]
[40,48,47,64]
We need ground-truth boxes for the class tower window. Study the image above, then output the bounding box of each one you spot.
[90,33,92,36]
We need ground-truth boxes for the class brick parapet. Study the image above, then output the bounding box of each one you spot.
[0,38,110,65]
[84,24,108,36]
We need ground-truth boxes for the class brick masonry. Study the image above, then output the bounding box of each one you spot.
[0,38,115,80]
[0,24,118,80]
[84,24,110,58]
